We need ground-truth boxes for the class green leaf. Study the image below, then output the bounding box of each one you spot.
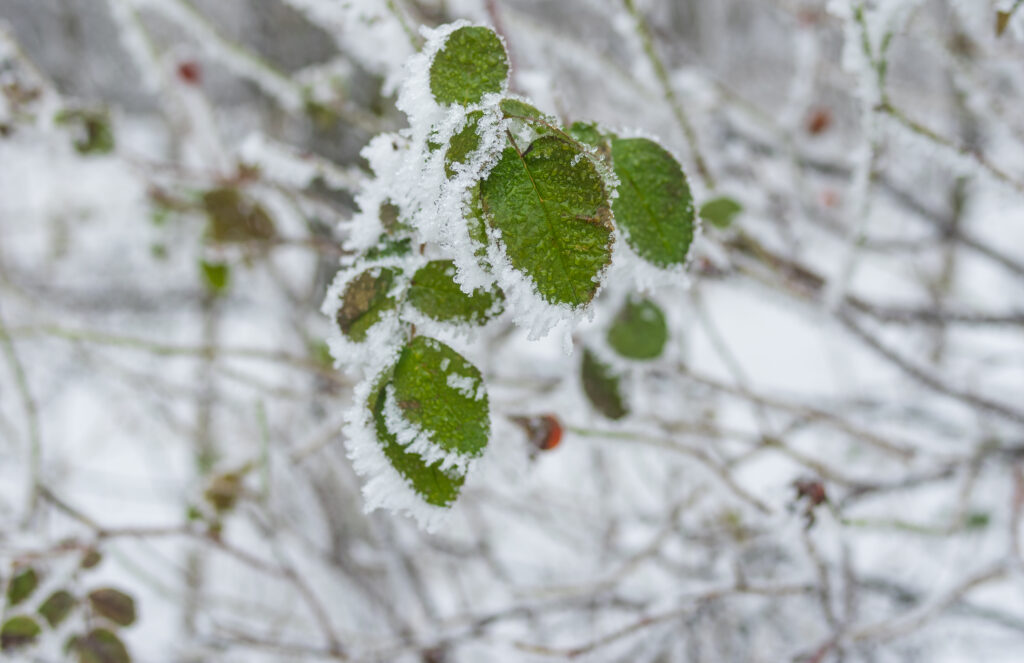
[336,267,400,342]
[568,121,609,150]
[55,109,115,155]
[68,628,131,663]
[444,110,485,178]
[199,260,230,294]
[202,188,276,243]
[378,201,407,234]
[81,549,103,570]
[7,568,38,606]
[368,372,466,507]
[607,297,668,360]
[610,137,695,267]
[408,260,503,325]
[364,234,413,261]
[500,98,553,134]
[390,336,490,458]
[700,196,743,230]
[481,135,613,307]
[1,616,41,651]
[38,590,76,628]
[997,10,1012,36]
[87,588,136,627]
[429,26,509,105]
[581,348,628,420]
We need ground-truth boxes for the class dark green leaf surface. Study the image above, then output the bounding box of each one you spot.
[611,137,694,267]
[68,628,130,663]
[1,616,40,651]
[581,348,628,420]
[607,297,668,360]
[444,110,484,178]
[481,135,613,307]
[38,590,76,628]
[7,568,37,606]
[336,267,400,342]
[390,336,489,458]
[368,372,466,507]
[87,588,136,627]
[408,260,503,325]
[430,26,508,105]
[700,196,743,229]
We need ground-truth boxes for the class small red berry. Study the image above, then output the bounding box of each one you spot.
[510,414,564,453]
[177,61,201,85]
[806,107,832,135]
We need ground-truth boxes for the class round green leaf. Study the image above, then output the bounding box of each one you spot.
[1,616,41,651]
[38,590,76,628]
[481,135,614,307]
[68,628,130,663]
[390,336,490,458]
[607,297,668,360]
[610,137,695,267]
[581,348,628,420]
[336,267,400,342]
[87,588,136,627]
[700,196,743,229]
[429,26,509,105]
[7,568,38,606]
[368,372,466,507]
[444,110,485,178]
[408,260,504,325]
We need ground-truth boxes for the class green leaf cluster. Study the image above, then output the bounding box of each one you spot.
[332,23,700,515]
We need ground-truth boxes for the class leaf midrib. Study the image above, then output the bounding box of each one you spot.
[512,140,583,306]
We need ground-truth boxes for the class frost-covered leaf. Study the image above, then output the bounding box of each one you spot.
[202,188,276,243]
[68,628,130,663]
[481,135,613,307]
[429,26,508,105]
[363,235,413,261]
[199,260,230,294]
[581,348,627,420]
[568,121,608,150]
[500,98,553,135]
[7,568,38,606]
[390,336,489,458]
[368,372,466,507]
[444,110,485,178]
[611,137,694,267]
[607,297,668,360]
[87,588,136,627]
[38,590,76,628]
[408,260,503,325]
[336,267,400,342]
[1,615,40,651]
[700,196,743,229]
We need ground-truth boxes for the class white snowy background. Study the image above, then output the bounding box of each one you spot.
[2,0,1024,661]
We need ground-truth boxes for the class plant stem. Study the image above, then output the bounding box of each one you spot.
[622,0,715,189]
